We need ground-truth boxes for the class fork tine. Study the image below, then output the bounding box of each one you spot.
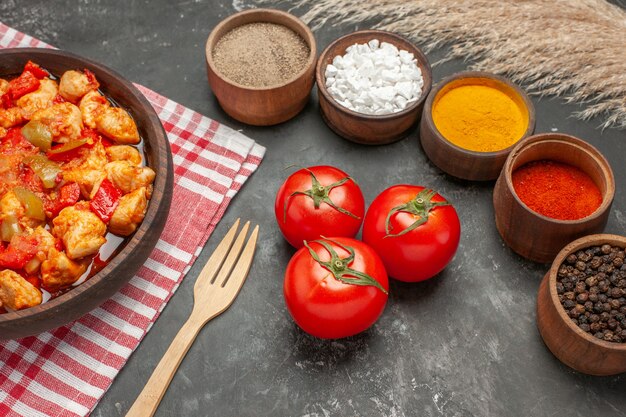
[221,225,259,289]
[194,218,240,292]
[213,221,250,285]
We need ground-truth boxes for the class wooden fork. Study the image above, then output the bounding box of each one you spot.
[126,219,259,417]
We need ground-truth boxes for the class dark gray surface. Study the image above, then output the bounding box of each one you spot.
[3,1,626,416]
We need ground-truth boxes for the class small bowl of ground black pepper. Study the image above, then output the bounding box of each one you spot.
[537,234,626,376]
[419,71,535,181]
[205,8,317,126]
[493,133,615,263]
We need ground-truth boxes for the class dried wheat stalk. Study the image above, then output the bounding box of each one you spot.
[258,0,626,129]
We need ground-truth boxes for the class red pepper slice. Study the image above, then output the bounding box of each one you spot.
[23,60,49,79]
[18,164,45,194]
[1,127,36,152]
[90,179,122,223]
[0,236,39,269]
[8,70,40,100]
[45,182,81,218]
[52,94,66,104]
[0,93,12,109]
[46,139,89,162]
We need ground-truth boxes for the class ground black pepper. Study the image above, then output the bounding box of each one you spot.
[557,244,626,343]
[212,22,310,88]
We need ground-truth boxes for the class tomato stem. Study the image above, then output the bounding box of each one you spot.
[384,189,450,238]
[283,168,361,222]
[304,238,388,294]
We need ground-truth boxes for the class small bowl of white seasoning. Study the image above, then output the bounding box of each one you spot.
[206,8,317,126]
[316,30,432,145]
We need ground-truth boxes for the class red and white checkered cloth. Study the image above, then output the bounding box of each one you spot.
[0,23,265,416]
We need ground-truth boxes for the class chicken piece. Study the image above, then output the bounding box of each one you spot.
[79,90,109,129]
[0,269,42,310]
[0,127,6,139]
[16,78,58,119]
[40,247,88,291]
[106,145,142,166]
[109,187,148,236]
[95,107,140,144]
[0,107,25,129]
[23,227,59,275]
[58,70,99,103]
[31,102,83,143]
[61,140,108,198]
[0,78,9,95]
[52,201,107,259]
[105,160,155,198]
[0,189,43,230]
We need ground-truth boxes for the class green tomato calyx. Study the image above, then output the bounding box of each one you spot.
[384,188,449,238]
[304,238,388,295]
[284,168,361,222]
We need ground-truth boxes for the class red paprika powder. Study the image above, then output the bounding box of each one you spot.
[512,160,602,220]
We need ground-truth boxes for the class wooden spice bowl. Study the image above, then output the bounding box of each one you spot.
[316,30,432,145]
[537,234,626,375]
[0,48,173,340]
[493,133,615,263]
[205,8,317,126]
[420,71,535,181]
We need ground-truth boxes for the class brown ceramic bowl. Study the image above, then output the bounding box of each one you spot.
[0,48,173,340]
[537,234,626,375]
[205,8,317,126]
[420,71,535,181]
[493,133,614,263]
[316,30,432,145]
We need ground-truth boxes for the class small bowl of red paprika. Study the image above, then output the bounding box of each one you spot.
[493,133,615,263]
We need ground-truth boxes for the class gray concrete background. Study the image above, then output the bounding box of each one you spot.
[2,1,625,416]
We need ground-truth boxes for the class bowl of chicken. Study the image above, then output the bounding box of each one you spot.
[0,48,173,339]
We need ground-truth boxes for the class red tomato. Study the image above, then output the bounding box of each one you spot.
[362,185,460,282]
[283,237,388,339]
[275,166,364,248]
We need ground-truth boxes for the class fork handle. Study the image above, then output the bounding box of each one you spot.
[126,314,205,417]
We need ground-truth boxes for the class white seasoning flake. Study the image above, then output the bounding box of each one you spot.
[325,38,424,115]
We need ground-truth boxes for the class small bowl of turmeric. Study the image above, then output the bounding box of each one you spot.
[420,71,535,181]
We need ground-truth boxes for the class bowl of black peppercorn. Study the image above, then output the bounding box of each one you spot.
[537,234,626,376]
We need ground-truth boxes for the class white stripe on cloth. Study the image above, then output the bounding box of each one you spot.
[110,292,157,319]
[87,308,144,341]
[156,239,194,263]
[142,258,182,282]
[176,176,225,204]
[40,360,105,399]
[11,401,51,417]
[128,276,170,299]
[20,378,90,416]
[71,323,134,358]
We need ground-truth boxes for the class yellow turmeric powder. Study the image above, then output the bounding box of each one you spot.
[432,78,529,152]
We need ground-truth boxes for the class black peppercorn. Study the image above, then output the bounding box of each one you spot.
[590,257,602,269]
[557,244,626,343]
[576,293,589,303]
